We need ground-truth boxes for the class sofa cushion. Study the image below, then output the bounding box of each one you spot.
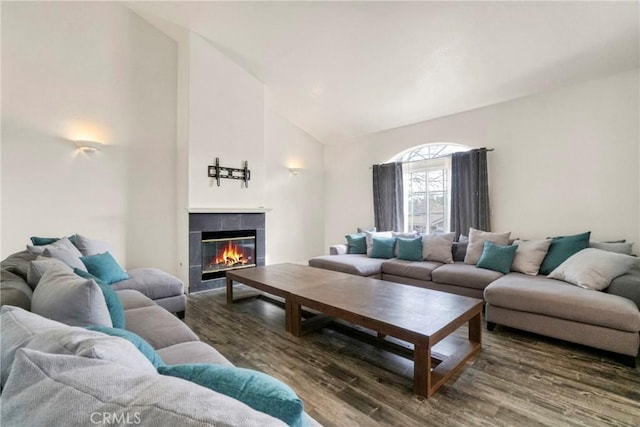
[363,231,393,256]
[1,305,64,387]
[308,255,384,277]
[87,325,165,368]
[589,241,634,255]
[484,273,640,332]
[422,232,455,264]
[606,267,640,309]
[431,262,503,290]
[464,228,511,265]
[80,252,129,284]
[111,267,184,300]
[548,248,639,291]
[2,349,287,427]
[158,364,306,427]
[30,236,61,246]
[26,256,72,290]
[381,259,442,281]
[1,269,33,310]
[115,289,157,310]
[511,239,552,276]
[157,341,234,366]
[124,306,199,350]
[370,236,396,259]
[32,263,112,328]
[397,237,423,261]
[345,233,367,254]
[74,268,126,329]
[477,241,517,274]
[539,231,591,275]
[73,234,115,257]
[43,245,87,272]
[0,306,156,388]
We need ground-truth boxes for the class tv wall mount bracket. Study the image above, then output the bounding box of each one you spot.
[207,157,251,188]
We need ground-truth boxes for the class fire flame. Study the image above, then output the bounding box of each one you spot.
[214,241,248,267]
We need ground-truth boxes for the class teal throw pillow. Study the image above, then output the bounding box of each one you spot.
[86,325,164,368]
[345,233,367,254]
[30,236,59,246]
[74,268,125,328]
[397,237,423,261]
[476,241,517,274]
[80,252,129,284]
[539,231,591,275]
[30,235,77,246]
[158,364,307,427]
[369,236,396,259]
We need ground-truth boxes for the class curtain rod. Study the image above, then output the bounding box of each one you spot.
[372,147,494,168]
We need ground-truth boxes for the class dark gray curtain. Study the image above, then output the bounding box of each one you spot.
[451,148,490,236]
[372,162,404,232]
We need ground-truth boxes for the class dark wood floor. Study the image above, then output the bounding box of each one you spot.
[186,288,640,427]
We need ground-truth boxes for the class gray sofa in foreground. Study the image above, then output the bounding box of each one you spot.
[1,253,319,426]
[310,244,640,366]
[1,250,187,316]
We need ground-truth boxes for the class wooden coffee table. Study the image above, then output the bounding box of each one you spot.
[226,263,483,398]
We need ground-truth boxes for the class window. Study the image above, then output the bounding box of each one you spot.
[392,143,470,234]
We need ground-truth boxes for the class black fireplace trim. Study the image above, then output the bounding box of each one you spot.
[189,213,265,293]
[201,229,257,281]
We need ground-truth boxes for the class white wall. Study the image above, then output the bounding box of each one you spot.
[325,70,640,250]
[187,33,265,209]
[177,33,325,278]
[265,102,325,264]
[1,2,178,273]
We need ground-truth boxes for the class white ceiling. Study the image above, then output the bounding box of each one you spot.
[127,1,639,144]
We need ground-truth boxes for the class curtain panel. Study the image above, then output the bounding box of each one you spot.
[451,148,491,236]
[372,162,404,232]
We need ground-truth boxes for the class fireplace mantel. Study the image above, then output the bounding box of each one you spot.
[188,207,272,214]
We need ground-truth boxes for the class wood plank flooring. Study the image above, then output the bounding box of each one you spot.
[186,288,640,427]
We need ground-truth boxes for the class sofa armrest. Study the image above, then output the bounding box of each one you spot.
[330,244,348,255]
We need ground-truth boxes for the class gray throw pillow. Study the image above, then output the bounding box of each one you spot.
[421,232,455,263]
[548,248,640,291]
[32,263,112,328]
[73,234,115,257]
[0,305,64,388]
[26,256,72,290]
[464,228,511,265]
[511,239,552,276]
[589,241,634,256]
[26,236,77,256]
[2,349,288,427]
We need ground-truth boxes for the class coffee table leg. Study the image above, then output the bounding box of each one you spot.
[469,311,482,344]
[226,276,233,304]
[289,297,301,337]
[414,344,431,397]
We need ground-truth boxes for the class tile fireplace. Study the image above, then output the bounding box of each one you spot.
[189,212,265,293]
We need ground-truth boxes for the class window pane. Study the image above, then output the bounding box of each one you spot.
[394,143,468,233]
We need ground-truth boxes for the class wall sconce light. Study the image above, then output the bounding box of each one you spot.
[288,168,303,176]
[74,140,103,153]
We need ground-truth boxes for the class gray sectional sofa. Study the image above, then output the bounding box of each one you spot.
[309,240,640,367]
[1,249,187,317]
[1,249,319,426]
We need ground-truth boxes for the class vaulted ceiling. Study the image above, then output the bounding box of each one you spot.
[127,1,639,144]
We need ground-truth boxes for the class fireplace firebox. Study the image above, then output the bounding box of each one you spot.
[201,230,256,281]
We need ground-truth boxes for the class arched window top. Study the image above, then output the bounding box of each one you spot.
[391,143,470,163]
